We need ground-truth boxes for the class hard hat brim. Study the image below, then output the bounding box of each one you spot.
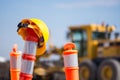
[36,44,46,56]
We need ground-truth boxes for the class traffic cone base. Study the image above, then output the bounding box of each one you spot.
[65,67,79,80]
[10,69,20,80]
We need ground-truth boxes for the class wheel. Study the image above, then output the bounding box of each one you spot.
[79,60,97,80]
[97,59,120,80]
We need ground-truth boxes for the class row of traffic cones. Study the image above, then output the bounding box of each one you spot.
[10,42,79,80]
[10,18,79,80]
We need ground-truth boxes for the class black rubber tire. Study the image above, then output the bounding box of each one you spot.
[79,60,97,80]
[97,59,120,80]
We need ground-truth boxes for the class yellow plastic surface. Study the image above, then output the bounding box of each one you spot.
[30,18,49,43]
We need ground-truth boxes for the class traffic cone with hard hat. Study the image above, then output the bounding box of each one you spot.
[10,44,21,80]
[63,42,79,80]
[17,18,49,80]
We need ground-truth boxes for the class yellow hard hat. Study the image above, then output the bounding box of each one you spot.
[17,18,49,56]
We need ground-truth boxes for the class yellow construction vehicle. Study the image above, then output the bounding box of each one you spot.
[68,23,120,80]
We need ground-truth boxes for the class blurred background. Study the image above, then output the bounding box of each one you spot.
[0,0,120,80]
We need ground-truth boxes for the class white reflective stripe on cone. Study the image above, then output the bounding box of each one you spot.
[10,55,21,69]
[24,41,37,55]
[21,59,34,74]
[63,54,78,67]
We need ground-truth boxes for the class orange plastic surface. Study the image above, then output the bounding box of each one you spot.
[64,42,76,50]
[65,67,79,80]
[63,50,78,55]
[63,42,77,55]
[10,69,20,80]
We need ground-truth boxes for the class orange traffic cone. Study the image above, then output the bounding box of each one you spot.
[10,44,21,80]
[63,42,79,80]
[20,28,39,80]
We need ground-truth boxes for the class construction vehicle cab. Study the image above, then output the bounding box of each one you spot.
[68,24,120,80]
[69,24,115,61]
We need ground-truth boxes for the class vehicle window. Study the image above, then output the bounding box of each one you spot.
[72,30,87,57]
[92,32,108,40]
[72,31,82,41]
